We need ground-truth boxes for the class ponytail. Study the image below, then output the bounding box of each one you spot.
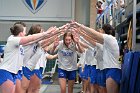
[10,24,24,36]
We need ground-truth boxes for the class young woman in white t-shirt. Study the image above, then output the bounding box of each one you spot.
[21,24,44,93]
[74,27,106,93]
[26,36,59,93]
[27,48,58,93]
[0,23,57,93]
[79,36,98,93]
[76,28,107,93]
[51,31,84,93]
[13,22,27,93]
[72,22,121,93]
[21,24,62,93]
[93,29,106,93]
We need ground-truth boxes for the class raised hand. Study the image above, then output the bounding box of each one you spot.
[71,26,81,34]
[74,36,80,44]
[72,31,80,44]
[45,26,57,35]
[59,23,70,30]
[54,36,60,47]
[70,21,84,29]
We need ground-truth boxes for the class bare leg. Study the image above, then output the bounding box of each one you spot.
[20,75,30,93]
[81,80,84,93]
[15,79,22,93]
[59,78,67,93]
[27,74,41,93]
[98,86,107,93]
[106,78,119,93]
[86,78,91,93]
[68,80,75,93]
[0,80,15,93]
[90,84,98,93]
[83,79,89,93]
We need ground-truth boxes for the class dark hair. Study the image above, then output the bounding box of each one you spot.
[27,24,42,35]
[102,24,115,36]
[10,24,24,36]
[14,21,26,27]
[63,31,74,47]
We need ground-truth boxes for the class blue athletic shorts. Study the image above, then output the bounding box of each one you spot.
[104,68,122,85]
[96,69,100,85]
[96,69,106,87]
[58,68,76,80]
[22,67,33,80]
[79,67,85,79]
[14,70,23,80]
[32,67,43,80]
[89,65,97,84]
[84,65,90,79]
[0,69,16,85]
[79,65,90,80]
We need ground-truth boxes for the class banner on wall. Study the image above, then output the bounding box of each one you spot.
[0,0,75,21]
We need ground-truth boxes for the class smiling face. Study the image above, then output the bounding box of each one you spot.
[63,32,73,47]
[64,36,72,47]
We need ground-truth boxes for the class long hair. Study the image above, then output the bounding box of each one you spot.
[63,31,74,47]
[27,24,42,35]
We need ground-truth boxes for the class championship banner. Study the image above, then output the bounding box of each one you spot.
[0,0,75,21]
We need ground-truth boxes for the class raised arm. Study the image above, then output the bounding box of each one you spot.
[21,26,64,46]
[49,37,60,54]
[20,32,48,45]
[72,31,84,53]
[40,33,60,48]
[79,28,97,46]
[79,40,89,49]
[72,21,104,44]
[20,26,58,45]
[71,27,97,49]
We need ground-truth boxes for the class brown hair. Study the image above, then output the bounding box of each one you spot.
[27,24,42,35]
[102,24,115,36]
[63,31,74,47]
[14,21,26,27]
[10,24,24,36]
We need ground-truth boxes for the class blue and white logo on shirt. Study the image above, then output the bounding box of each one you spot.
[61,50,73,56]
[33,45,37,53]
[20,47,24,55]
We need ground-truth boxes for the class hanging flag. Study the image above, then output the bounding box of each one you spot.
[127,21,133,50]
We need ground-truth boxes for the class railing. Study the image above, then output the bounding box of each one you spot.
[96,0,115,22]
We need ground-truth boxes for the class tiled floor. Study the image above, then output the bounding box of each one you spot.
[40,84,82,93]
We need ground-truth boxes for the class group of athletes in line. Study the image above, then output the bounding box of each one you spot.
[0,21,121,93]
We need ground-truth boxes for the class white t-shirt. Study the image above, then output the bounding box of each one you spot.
[102,34,121,69]
[77,51,86,66]
[95,43,104,70]
[85,48,97,66]
[34,51,48,74]
[26,47,42,70]
[57,41,78,71]
[80,36,97,66]
[0,35,24,74]
[23,43,38,66]
[80,36,95,49]
[39,52,48,69]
